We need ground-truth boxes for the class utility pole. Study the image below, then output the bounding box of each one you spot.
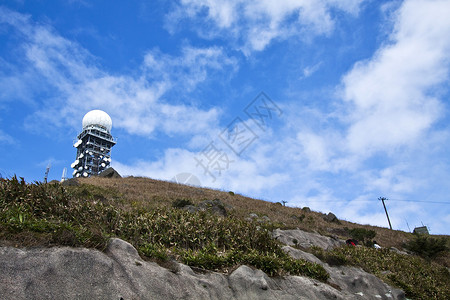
[379,197,392,230]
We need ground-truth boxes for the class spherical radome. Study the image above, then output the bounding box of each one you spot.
[82,110,112,132]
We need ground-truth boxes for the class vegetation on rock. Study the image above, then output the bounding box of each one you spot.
[310,245,450,299]
[1,176,449,299]
[0,176,327,281]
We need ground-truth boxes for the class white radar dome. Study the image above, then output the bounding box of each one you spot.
[82,110,112,132]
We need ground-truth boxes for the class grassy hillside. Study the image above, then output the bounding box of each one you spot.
[77,176,426,250]
[1,176,449,299]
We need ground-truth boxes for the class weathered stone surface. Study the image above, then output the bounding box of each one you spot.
[323,212,340,223]
[389,247,409,255]
[0,238,405,300]
[182,205,199,213]
[198,199,227,217]
[281,246,405,300]
[61,178,80,186]
[260,216,271,222]
[273,228,345,250]
[98,167,122,178]
[324,265,405,300]
[282,246,324,265]
[182,199,228,217]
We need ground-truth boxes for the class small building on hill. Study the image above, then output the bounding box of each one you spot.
[413,226,429,235]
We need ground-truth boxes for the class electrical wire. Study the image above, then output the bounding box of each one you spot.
[302,199,450,204]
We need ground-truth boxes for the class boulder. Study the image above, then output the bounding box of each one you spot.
[61,178,80,186]
[324,265,405,300]
[182,205,199,214]
[98,168,121,178]
[273,228,345,250]
[389,247,409,255]
[323,212,340,223]
[281,246,405,300]
[182,199,228,217]
[198,199,227,217]
[282,246,323,265]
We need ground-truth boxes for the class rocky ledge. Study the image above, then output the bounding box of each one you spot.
[0,232,405,300]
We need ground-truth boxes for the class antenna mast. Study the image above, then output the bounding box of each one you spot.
[44,163,51,183]
[61,167,67,182]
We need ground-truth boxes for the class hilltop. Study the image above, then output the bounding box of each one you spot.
[73,176,443,250]
[0,176,449,299]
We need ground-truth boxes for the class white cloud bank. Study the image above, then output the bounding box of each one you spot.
[0,7,236,138]
[167,0,365,53]
[342,0,450,156]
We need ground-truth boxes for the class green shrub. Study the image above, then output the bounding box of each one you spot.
[404,234,448,259]
[178,247,329,280]
[348,228,376,246]
[309,246,349,266]
[139,243,168,261]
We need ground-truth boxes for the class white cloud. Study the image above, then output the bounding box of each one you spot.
[167,0,365,53]
[113,148,199,181]
[361,165,419,194]
[300,62,323,79]
[0,129,14,144]
[341,0,450,155]
[0,7,235,138]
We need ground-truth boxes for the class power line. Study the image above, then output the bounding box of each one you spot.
[387,199,450,204]
[299,199,450,204]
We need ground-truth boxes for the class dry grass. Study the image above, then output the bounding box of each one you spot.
[79,176,423,251]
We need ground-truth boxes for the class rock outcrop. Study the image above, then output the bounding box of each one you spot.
[98,167,122,178]
[0,237,405,300]
[283,246,404,299]
[182,199,229,217]
[273,228,345,250]
[323,212,340,223]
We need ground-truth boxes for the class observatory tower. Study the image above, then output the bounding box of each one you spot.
[71,110,116,178]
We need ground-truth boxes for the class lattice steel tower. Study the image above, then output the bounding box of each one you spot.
[71,110,116,178]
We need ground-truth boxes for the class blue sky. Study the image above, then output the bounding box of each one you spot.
[1,0,449,234]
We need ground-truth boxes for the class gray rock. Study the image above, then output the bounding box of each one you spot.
[273,228,345,250]
[282,246,324,265]
[324,265,405,300]
[61,178,80,186]
[182,199,228,217]
[198,199,227,217]
[323,212,340,223]
[0,238,405,300]
[389,247,409,255]
[249,213,259,219]
[98,167,122,178]
[281,246,405,300]
[261,216,271,222]
[182,205,199,213]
